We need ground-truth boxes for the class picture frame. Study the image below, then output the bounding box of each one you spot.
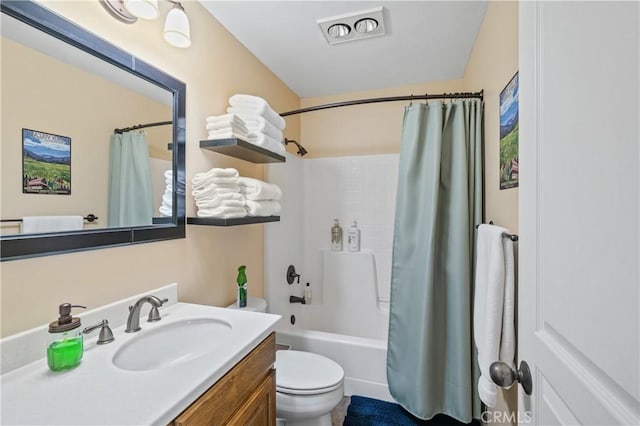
[499,72,519,190]
[22,128,71,195]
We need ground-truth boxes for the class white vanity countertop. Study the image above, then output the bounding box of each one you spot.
[1,302,281,425]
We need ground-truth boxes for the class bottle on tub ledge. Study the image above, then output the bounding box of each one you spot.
[304,282,312,305]
[347,220,361,252]
[236,265,248,308]
[330,219,343,251]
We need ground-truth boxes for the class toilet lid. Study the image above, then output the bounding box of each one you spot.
[275,350,344,394]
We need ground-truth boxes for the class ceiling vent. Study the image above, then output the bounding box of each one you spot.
[317,6,386,45]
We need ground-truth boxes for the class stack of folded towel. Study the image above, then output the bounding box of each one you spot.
[159,170,172,217]
[192,168,246,219]
[238,177,282,217]
[205,114,249,141]
[227,94,286,156]
[191,168,283,219]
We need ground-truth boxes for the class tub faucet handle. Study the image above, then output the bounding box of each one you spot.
[287,265,301,284]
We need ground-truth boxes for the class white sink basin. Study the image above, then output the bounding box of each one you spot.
[113,318,232,371]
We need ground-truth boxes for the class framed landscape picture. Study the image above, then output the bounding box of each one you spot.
[499,72,519,190]
[22,128,71,195]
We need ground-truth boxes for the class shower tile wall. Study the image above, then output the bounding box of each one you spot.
[302,154,399,305]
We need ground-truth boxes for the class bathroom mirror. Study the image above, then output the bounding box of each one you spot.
[0,1,186,260]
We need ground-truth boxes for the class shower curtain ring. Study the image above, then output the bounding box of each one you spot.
[424,93,428,105]
[409,94,414,106]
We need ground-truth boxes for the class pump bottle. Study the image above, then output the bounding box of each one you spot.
[47,303,86,371]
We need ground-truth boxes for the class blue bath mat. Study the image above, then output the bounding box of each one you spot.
[343,395,479,426]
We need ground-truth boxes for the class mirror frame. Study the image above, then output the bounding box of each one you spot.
[0,0,186,261]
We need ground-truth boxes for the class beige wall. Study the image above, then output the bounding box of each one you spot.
[300,79,464,157]
[1,37,171,233]
[464,1,519,234]
[0,0,300,337]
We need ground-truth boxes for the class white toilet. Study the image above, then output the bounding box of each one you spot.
[227,297,345,426]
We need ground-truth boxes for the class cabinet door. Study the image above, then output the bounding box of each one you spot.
[227,370,276,426]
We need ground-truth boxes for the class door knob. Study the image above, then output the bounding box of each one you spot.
[489,360,533,395]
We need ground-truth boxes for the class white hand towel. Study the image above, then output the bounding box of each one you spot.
[206,121,248,134]
[194,191,244,204]
[205,113,246,125]
[207,128,248,140]
[196,198,245,209]
[162,193,172,206]
[245,200,281,217]
[237,177,282,201]
[159,205,172,217]
[192,185,241,198]
[234,113,283,142]
[163,169,173,179]
[192,168,239,182]
[473,224,515,408]
[246,131,286,156]
[21,216,84,234]
[197,206,247,219]
[228,94,286,129]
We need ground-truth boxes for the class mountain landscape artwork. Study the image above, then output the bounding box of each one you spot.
[499,72,519,190]
[22,128,71,195]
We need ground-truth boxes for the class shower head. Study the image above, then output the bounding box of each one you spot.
[284,139,308,157]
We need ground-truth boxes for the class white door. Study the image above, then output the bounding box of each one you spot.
[518,2,639,425]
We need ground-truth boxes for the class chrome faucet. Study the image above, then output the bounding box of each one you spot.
[125,295,168,333]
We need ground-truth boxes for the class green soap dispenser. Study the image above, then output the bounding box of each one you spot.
[47,303,86,371]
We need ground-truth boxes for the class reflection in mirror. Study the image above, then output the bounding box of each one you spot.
[1,12,173,235]
[0,0,185,260]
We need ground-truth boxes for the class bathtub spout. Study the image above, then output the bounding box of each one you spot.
[289,295,306,304]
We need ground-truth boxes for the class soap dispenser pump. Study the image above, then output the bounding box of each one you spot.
[47,303,86,371]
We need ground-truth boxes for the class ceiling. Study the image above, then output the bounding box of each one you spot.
[199,1,488,98]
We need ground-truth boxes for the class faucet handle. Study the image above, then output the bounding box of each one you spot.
[147,298,168,322]
[83,319,115,345]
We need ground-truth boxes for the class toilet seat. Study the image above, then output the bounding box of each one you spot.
[275,350,344,396]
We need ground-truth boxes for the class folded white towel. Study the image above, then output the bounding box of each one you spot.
[192,185,241,198]
[192,169,239,189]
[21,216,84,234]
[159,205,172,217]
[197,206,247,219]
[206,121,249,133]
[237,177,282,201]
[164,169,172,179]
[234,114,283,142]
[197,198,245,209]
[473,224,515,408]
[246,131,286,156]
[228,95,286,130]
[207,128,248,140]
[193,191,244,203]
[206,113,246,125]
[245,200,281,217]
[162,193,172,206]
[193,168,239,182]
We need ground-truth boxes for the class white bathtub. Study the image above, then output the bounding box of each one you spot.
[276,327,393,402]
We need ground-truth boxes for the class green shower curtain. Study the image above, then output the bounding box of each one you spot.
[108,131,154,227]
[387,99,483,422]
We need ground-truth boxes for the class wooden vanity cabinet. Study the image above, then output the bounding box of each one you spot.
[171,333,276,426]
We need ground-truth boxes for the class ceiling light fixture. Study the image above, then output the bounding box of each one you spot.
[100,0,191,48]
[317,7,386,45]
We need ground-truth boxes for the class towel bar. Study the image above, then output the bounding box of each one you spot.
[475,222,519,242]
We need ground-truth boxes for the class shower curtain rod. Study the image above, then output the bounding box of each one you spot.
[114,120,172,134]
[279,90,484,117]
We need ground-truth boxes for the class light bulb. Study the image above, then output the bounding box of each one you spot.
[164,5,191,48]
[327,23,351,39]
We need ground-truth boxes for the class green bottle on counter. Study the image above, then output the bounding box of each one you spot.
[237,265,247,308]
